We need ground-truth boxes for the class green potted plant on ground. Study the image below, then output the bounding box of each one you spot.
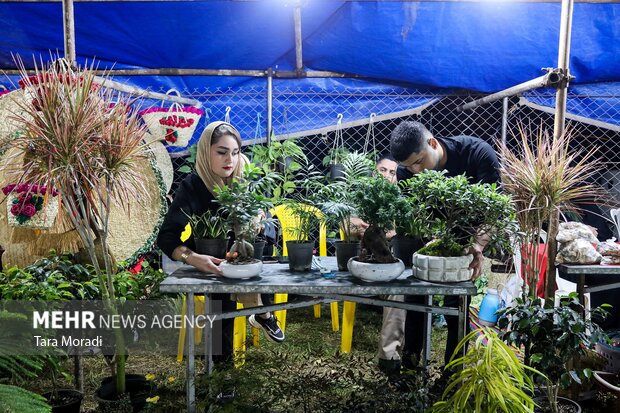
[431,327,542,413]
[497,293,608,413]
[214,163,278,278]
[9,57,153,409]
[401,170,515,282]
[184,210,228,259]
[498,124,600,300]
[348,175,411,282]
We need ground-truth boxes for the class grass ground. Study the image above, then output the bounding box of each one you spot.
[15,264,619,412]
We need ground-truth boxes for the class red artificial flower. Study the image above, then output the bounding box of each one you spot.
[22,204,37,218]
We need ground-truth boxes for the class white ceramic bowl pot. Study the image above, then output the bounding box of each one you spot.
[411,253,473,283]
[347,257,405,282]
[219,260,263,279]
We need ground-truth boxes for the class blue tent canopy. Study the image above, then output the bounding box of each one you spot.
[1,0,618,143]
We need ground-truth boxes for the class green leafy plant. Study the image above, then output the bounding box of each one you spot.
[177,143,197,173]
[497,293,608,413]
[498,124,600,300]
[322,147,350,167]
[317,151,374,242]
[400,169,516,257]
[8,57,151,396]
[351,175,411,263]
[214,163,278,263]
[250,139,307,198]
[183,209,227,239]
[431,327,541,413]
[0,384,51,413]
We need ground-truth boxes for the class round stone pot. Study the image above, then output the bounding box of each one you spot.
[286,241,314,272]
[220,260,262,279]
[412,253,473,282]
[335,241,360,271]
[195,238,228,259]
[347,257,405,282]
[532,396,581,413]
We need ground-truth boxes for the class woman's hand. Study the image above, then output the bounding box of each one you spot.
[186,253,224,276]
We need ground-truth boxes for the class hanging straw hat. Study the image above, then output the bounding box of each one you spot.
[0,89,32,150]
[0,144,167,268]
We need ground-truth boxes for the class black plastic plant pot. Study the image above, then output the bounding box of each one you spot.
[253,240,266,260]
[195,238,228,259]
[329,164,345,179]
[335,241,360,271]
[96,375,156,413]
[43,389,83,413]
[286,241,314,272]
[392,235,425,268]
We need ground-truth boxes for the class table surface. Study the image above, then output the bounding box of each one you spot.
[160,256,477,296]
[558,264,620,275]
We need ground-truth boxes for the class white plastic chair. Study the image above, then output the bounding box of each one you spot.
[611,208,620,239]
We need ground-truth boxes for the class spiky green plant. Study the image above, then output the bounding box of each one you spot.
[6,56,150,396]
[498,123,600,300]
[317,151,373,242]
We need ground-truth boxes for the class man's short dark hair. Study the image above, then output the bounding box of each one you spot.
[376,153,396,163]
[390,121,433,162]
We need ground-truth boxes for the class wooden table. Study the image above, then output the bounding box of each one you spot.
[159,257,476,413]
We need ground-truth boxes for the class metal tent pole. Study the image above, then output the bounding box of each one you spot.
[501,97,508,146]
[62,0,76,64]
[459,71,562,112]
[267,68,273,144]
[553,0,574,139]
[546,0,575,302]
[294,1,304,77]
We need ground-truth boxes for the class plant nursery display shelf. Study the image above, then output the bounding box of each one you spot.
[558,264,620,310]
[160,256,476,413]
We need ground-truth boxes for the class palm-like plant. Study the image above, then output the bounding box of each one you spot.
[318,151,373,242]
[5,56,150,396]
[498,123,600,300]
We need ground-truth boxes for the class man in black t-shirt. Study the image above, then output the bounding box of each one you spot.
[389,120,501,369]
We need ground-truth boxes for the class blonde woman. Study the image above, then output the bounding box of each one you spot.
[157,122,285,356]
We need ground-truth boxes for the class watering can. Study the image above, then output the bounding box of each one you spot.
[478,287,503,327]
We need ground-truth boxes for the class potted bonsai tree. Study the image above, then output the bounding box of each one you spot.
[348,175,411,282]
[214,163,278,278]
[184,210,228,259]
[497,293,608,413]
[401,170,515,283]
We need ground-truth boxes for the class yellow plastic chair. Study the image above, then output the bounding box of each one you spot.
[338,227,357,353]
[269,204,339,335]
[176,224,247,365]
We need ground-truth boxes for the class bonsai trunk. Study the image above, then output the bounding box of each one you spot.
[229,236,254,262]
[359,224,393,263]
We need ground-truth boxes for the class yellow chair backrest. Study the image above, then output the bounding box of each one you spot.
[180,223,192,242]
[269,204,327,257]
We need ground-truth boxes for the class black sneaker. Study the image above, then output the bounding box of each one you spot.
[248,314,285,343]
[401,352,422,374]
